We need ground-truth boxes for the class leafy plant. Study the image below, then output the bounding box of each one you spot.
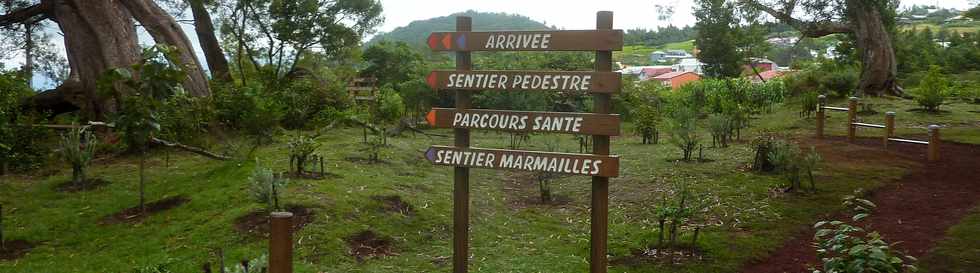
[800,90,819,118]
[768,140,804,192]
[707,114,732,148]
[655,187,707,248]
[249,163,288,211]
[752,133,778,172]
[802,147,822,190]
[287,133,321,175]
[59,124,97,185]
[224,254,268,273]
[811,194,917,273]
[912,66,949,112]
[668,107,701,161]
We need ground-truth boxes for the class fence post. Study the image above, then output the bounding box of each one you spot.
[847,97,859,143]
[269,212,294,273]
[884,112,895,148]
[816,95,826,139]
[928,125,940,162]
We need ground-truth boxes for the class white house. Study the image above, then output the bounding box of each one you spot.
[672,58,703,75]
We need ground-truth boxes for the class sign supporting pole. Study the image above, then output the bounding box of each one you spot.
[453,16,473,273]
[928,125,940,162]
[269,212,293,273]
[590,11,613,273]
[847,97,858,143]
[884,112,895,148]
[816,95,826,139]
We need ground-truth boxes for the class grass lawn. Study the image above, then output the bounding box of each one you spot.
[0,97,976,272]
[614,40,696,66]
[815,96,980,145]
[918,207,980,273]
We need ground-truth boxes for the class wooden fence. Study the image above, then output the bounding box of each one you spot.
[816,96,941,162]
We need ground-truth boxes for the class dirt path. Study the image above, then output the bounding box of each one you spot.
[740,136,980,273]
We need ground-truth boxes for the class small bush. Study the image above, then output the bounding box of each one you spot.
[768,140,804,192]
[812,194,917,273]
[249,164,288,211]
[707,114,732,148]
[287,134,321,175]
[913,66,950,112]
[667,107,701,161]
[59,125,97,185]
[158,93,214,147]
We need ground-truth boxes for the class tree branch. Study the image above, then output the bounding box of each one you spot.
[739,0,851,37]
[150,137,233,161]
[0,3,48,27]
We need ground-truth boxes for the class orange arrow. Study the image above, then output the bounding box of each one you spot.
[426,72,438,89]
[441,33,453,50]
[426,110,437,127]
[427,33,440,50]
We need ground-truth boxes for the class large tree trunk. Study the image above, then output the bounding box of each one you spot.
[188,0,231,83]
[22,22,33,88]
[848,0,899,96]
[120,0,210,97]
[45,0,141,121]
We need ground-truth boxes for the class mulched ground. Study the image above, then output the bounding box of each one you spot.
[0,240,35,261]
[741,136,980,273]
[346,230,397,262]
[233,205,315,238]
[54,178,110,192]
[100,196,190,224]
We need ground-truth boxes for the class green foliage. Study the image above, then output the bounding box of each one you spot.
[802,147,823,190]
[800,91,820,118]
[694,0,744,78]
[707,114,732,148]
[768,140,803,191]
[224,254,268,273]
[623,26,697,47]
[784,63,858,98]
[158,93,214,147]
[812,194,917,273]
[912,66,950,112]
[212,83,282,143]
[967,6,980,21]
[287,133,320,174]
[655,187,708,248]
[624,80,667,144]
[272,77,349,130]
[59,125,97,184]
[249,163,288,211]
[373,87,406,125]
[0,71,51,173]
[362,41,426,87]
[667,106,701,161]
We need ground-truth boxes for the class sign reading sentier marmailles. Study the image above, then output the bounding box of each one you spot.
[428,30,624,51]
[425,146,620,177]
[426,70,621,93]
[426,108,620,136]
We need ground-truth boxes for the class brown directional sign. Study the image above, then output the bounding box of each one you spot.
[425,145,620,177]
[427,30,624,52]
[426,108,620,136]
[426,70,621,93]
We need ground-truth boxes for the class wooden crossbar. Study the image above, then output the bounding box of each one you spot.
[822,106,849,112]
[888,138,929,145]
[853,122,885,129]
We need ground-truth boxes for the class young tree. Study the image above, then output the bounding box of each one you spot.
[362,41,426,87]
[59,125,96,185]
[668,107,701,161]
[694,0,744,78]
[913,66,949,112]
[738,0,902,96]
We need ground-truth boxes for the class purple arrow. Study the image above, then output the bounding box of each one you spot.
[456,34,466,49]
[425,147,436,162]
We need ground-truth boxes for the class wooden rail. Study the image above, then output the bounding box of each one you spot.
[816,96,941,162]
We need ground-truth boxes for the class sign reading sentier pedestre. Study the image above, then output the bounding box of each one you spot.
[427,30,624,51]
[426,108,620,136]
[425,146,620,177]
[426,70,621,93]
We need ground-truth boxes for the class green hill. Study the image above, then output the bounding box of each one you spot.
[368,10,553,48]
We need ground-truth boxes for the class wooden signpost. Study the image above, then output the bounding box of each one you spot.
[426,12,622,273]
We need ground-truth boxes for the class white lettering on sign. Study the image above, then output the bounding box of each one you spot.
[532,116,584,132]
[484,33,552,50]
[444,73,592,91]
[450,113,586,133]
[434,149,604,175]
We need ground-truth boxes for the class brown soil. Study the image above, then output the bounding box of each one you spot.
[0,240,35,261]
[502,171,576,209]
[371,195,414,215]
[611,246,707,267]
[233,205,314,238]
[346,230,397,262]
[54,178,110,192]
[741,136,980,273]
[100,196,190,224]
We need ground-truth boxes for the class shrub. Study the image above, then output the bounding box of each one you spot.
[668,107,701,161]
[707,114,732,148]
[287,134,321,175]
[0,72,52,173]
[59,125,97,185]
[225,254,268,273]
[249,164,288,211]
[212,83,282,144]
[752,132,778,172]
[802,147,822,190]
[812,194,917,273]
[158,93,214,147]
[768,140,804,192]
[913,66,950,112]
[799,91,819,118]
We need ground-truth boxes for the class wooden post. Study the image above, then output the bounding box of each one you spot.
[928,125,940,162]
[269,212,293,273]
[816,95,826,139]
[453,16,472,273]
[884,112,895,148]
[847,97,858,143]
[591,11,613,273]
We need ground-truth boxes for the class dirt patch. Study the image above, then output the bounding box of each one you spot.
[282,171,342,181]
[233,205,315,238]
[100,196,190,224]
[371,195,414,215]
[344,156,388,165]
[611,245,707,267]
[54,178,110,192]
[0,240,35,261]
[501,171,576,209]
[346,230,397,262]
[740,137,980,273]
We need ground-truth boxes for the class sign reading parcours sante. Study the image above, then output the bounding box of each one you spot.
[426,70,621,93]
[425,146,620,177]
[427,30,624,51]
[426,108,620,136]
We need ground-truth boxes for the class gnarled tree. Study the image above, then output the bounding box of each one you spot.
[738,0,901,96]
[0,0,211,120]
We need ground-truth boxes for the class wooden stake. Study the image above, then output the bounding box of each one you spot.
[453,16,472,273]
[816,95,826,139]
[928,125,940,162]
[591,11,613,273]
[269,212,293,273]
[884,112,895,148]
[847,97,859,143]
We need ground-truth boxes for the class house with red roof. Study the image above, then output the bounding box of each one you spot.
[638,66,673,81]
[653,71,701,90]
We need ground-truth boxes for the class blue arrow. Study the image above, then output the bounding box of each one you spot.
[456,34,466,49]
[425,148,436,162]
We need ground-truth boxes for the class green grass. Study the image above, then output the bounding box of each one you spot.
[917,207,980,273]
[0,98,975,272]
[900,22,980,34]
[615,40,696,66]
[816,96,980,144]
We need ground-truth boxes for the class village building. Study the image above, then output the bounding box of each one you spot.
[653,71,701,90]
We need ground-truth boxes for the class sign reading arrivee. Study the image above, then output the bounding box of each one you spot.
[426,108,620,136]
[425,146,620,177]
[426,70,621,93]
[427,30,624,51]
